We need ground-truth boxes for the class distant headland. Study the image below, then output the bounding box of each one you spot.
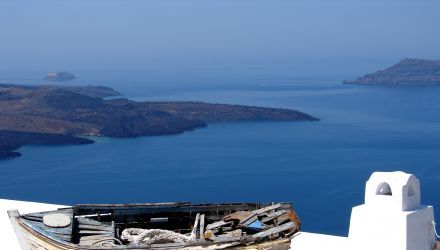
[0,84,318,159]
[344,58,440,85]
[44,72,77,81]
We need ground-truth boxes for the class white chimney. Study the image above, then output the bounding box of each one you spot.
[349,171,437,250]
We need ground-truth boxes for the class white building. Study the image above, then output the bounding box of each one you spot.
[349,171,437,250]
[293,171,439,250]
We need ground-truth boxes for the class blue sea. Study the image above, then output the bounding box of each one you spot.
[0,68,440,236]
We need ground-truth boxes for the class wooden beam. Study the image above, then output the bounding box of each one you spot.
[199,214,205,239]
[190,213,200,240]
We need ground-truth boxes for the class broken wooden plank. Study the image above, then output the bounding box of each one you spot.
[218,226,233,232]
[225,229,242,238]
[234,204,281,226]
[78,224,113,231]
[275,212,291,225]
[79,235,114,246]
[199,214,205,239]
[206,220,232,230]
[224,211,253,222]
[78,230,113,235]
[253,204,282,215]
[190,213,200,240]
[261,210,288,223]
[251,222,296,240]
[240,214,258,226]
[76,217,102,226]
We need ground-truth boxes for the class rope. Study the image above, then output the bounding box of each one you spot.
[91,237,123,247]
[121,228,190,245]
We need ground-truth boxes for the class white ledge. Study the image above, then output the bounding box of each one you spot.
[291,232,351,250]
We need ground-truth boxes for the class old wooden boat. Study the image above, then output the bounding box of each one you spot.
[8,202,301,250]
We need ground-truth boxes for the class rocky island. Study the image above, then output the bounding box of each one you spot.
[344,58,440,85]
[0,130,93,159]
[0,84,318,159]
[44,72,77,81]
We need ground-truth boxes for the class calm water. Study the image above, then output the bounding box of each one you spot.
[1,70,440,236]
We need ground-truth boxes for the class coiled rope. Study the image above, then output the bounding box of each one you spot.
[91,237,123,247]
[121,228,190,245]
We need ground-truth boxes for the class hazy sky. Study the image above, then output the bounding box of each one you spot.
[1,0,440,72]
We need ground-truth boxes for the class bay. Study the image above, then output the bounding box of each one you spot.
[1,69,439,236]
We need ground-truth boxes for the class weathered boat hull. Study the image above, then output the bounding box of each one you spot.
[8,202,298,250]
[8,212,292,250]
[9,210,72,250]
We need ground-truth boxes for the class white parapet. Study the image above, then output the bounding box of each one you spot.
[349,171,437,250]
[291,232,352,250]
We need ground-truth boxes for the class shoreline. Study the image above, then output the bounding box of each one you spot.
[0,84,319,160]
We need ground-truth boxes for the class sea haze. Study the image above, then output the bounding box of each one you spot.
[1,69,440,236]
